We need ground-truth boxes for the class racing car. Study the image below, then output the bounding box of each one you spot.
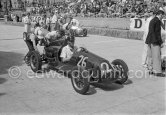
[23,32,129,95]
[71,26,87,37]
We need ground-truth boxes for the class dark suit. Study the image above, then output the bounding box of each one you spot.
[146,17,163,46]
[145,17,163,73]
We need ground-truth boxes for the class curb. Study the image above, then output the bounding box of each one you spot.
[86,27,144,40]
[0,21,24,27]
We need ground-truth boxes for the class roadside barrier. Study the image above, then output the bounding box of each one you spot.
[1,19,165,40]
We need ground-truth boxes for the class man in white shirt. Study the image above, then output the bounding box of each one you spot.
[23,12,31,33]
[142,11,155,70]
[60,37,82,62]
[60,43,74,62]
[60,37,76,62]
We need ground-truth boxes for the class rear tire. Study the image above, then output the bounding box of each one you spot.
[30,51,42,73]
[71,67,90,95]
[112,59,128,84]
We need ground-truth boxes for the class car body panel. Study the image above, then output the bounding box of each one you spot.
[71,27,87,36]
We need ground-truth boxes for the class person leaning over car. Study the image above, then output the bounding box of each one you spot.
[45,29,66,44]
[31,21,66,49]
[145,10,165,77]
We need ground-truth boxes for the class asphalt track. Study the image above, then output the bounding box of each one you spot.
[0,25,165,114]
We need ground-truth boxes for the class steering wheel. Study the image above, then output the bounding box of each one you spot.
[78,47,88,52]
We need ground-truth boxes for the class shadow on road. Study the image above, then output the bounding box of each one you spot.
[0,93,6,97]
[123,79,133,85]
[91,81,123,91]
[86,87,97,95]
[0,51,24,75]
[0,78,7,84]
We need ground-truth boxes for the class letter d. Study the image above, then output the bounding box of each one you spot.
[134,19,142,28]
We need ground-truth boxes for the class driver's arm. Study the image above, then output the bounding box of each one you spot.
[61,56,71,62]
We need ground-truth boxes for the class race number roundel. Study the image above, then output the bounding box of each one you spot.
[77,55,88,68]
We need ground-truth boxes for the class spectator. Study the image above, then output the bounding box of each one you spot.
[145,10,165,77]
[46,14,51,31]
[23,12,31,34]
[142,11,155,70]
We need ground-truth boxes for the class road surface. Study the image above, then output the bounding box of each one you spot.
[0,25,165,115]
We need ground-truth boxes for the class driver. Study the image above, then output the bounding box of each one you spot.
[60,39,74,62]
[60,39,81,62]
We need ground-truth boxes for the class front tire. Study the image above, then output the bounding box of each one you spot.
[112,59,129,84]
[71,67,90,95]
[30,51,42,73]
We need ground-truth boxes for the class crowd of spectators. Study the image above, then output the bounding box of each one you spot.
[8,0,166,22]
[26,0,166,18]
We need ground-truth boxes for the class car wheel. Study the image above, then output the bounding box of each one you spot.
[71,67,90,95]
[111,59,129,84]
[83,29,87,37]
[30,51,42,73]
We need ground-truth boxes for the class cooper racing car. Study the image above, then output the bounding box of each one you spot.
[23,32,129,95]
[70,26,87,37]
